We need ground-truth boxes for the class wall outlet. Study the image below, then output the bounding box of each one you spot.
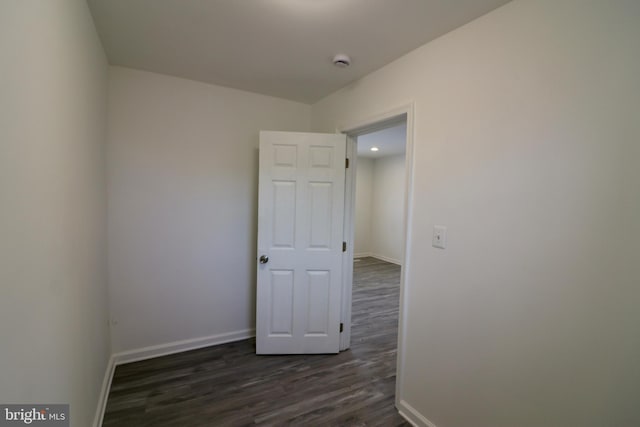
[432,225,447,249]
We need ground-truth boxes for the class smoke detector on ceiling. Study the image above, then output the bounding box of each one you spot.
[332,54,351,68]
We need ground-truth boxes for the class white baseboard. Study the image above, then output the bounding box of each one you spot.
[112,328,255,365]
[370,253,402,266]
[92,355,116,427]
[354,252,402,265]
[93,328,255,426]
[353,252,371,258]
[397,399,437,427]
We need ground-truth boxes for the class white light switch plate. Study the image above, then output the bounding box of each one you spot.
[432,225,447,249]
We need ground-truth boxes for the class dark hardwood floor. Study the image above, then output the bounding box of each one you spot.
[102,257,408,426]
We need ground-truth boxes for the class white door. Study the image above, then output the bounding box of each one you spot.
[256,131,347,354]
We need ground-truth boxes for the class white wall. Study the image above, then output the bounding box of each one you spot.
[355,154,406,264]
[370,154,406,264]
[354,157,374,256]
[107,67,311,354]
[0,1,110,426]
[312,0,640,426]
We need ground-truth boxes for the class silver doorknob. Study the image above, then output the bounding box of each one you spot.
[259,255,269,264]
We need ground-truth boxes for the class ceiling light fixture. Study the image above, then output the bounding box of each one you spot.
[332,54,351,68]
[370,147,379,152]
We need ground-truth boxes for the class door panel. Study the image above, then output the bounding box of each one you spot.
[272,181,296,248]
[308,182,333,249]
[306,270,331,335]
[269,270,294,336]
[257,131,346,354]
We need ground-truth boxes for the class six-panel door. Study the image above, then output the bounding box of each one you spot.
[256,131,346,354]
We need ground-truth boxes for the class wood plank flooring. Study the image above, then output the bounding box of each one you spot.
[102,257,408,426]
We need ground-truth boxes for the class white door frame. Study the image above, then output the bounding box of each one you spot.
[337,102,415,408]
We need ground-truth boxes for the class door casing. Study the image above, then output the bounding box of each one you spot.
[336,103,415,410]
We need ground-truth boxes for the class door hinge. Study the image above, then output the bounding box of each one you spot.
[342,241,347,252]
[345,158,349,168]
[340,322,344,333]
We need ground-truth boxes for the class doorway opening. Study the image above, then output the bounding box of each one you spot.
[339,104,414,409]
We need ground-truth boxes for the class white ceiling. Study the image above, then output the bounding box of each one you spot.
[88,0,511,104]
[357,123,406,159]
